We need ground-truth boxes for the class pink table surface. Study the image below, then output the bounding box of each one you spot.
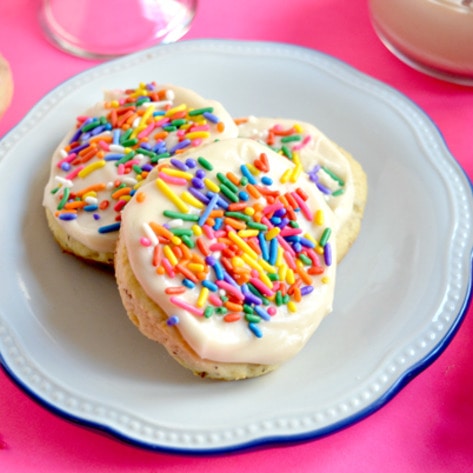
[1,0,473,471]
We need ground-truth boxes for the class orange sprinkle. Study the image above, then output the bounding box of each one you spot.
[152,245,162,267]
[196,237,210,256]
[217,121,225,133]
[224,301,243,312]
[99,200,109,210]
[223,313,241,323]
[136,192,146,203]
[233,117,248,125]
[156,266,165,275]
[165,286,186,295]
[228,202,248,211]
[175,263,199,283]
[226,172,240,186]
[209,209,225,218]
[64,201,87,210]
[246,184,261,199]
[75,183,107,197]
[153,131,169,141]
[149,221,174,241]
[293,287,302,302]
[308,266,324,275]
[111,187,131,200]
[224,217,246,230]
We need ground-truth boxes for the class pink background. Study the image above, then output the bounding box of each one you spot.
[1,0,473,471]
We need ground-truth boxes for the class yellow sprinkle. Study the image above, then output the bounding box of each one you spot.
[192,224,203,236]
[303,232,317,245]
[160,168,194,180]
[119,195,132,203]
[155,178,189,213]
[82,191,98,199]
[188,263,205,273]
[78,160,106,178]
[244,207,255,216]
[293,123,304,133]
[280,167,292,183]
[314,209,325,226]
[163,245,178,266]
[290,163,303,183]
[287,301,297,313]
[278,264,288,281]
[203,178,220,193]
[185,131,211,140]
[258,257,276,274]
[133,180,146,190]
[286,268,295,285]
[131,105,155,138]
[321,276,330,284]
[292,150,301,165]
[180,191,204,209]
[276,247,284,266]
[165,103,187,116]
[315,246,324,255]
[231,256,245,267]
[196,287,209,307]
[238,229,259,238]
[110,100,119,108]
[266,227,280,240]
[240,254,273,288]
[171,236,182,245]
[246,163,260,175]
[227,231,258,259]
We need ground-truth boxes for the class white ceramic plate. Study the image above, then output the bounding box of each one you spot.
[0,40,472,453]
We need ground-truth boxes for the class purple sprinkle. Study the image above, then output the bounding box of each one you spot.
[191,177,205,189]
[169,138,191,154]
[69,142,89,154]
[58,213,77,221]
[170,158,188,171]
[277,217,290,228]
[205,255,217,266]
[299,237,316,248]
[316,182,332,195]
[141,163,153,172]
[166,315,179,326]
[203,111,219,123]
[324,242,333,266]
[189,187,210,204]
[195,169,206,179]
[224,272,239,287]
[60,162,71,172]
[93,213,101,220]
[274,208,287,218]
[300,285,314,296]
[186,158,197,168]
[69,127,83,144]
[242,284,262,306]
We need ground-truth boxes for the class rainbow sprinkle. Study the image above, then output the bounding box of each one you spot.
[51,82,227,231]
[139,150,333,339]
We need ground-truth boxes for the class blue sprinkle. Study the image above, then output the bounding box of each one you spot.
[166,315,180,326]
[202,280,218,292]
[269,238,278,265]
[98,222,121,233]
[258,232,269,261]
[60,162,71,172]
[202,111,219,123]
[84,204,98,212]
[248,323,263,338]
[58,213,77,221]
[104,153,125,161]
[112,129,121,144]
[170,138,191,154]
[182,279,195,289]
[238,191,249,201]
[261,176,273,185]
[254,305,271,321]
[240,164,257,185]
[213,217,224,230]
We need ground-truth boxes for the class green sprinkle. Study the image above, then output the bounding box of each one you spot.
[332,188,345,197]
[243,304,255,314]
[57,186,70,210]
[289,220,299,228]
[115,150,136,165]
[163,210,199,221]
[189,107,214,116]
[275,291,283,306]
[322,166,345,186]
[171,118,187,127]
[239,176,248,186]
[268,272,279,281]
[180,234,195,248]
[298,254,312,265]
[204,307,214,318]
[281,134,302,143]
[136,147,157,158]
[136,97,151,106]
[169,228,193,236]
[119,128,133,143]
[81,119,103,132]
[132,164,143,174]
[150,152,171,163]
[245,313,261,324]
[216,307,228,315]
[282,294,290,304]
[216,173,239,193]
[319,228,332,247]
[247,221,268,231]
[219,184,239,203]
[224,211,251,222]
[163,125,177,132]
[197,156,213,171]
[281,145,293,159]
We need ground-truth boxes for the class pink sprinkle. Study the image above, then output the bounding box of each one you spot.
[263,201,284,215]
[249,278,274,297]
[162,258,176,278]
[140,237,151,247]
[214,230,227,238]
[65,165,84,180]
[276,234,296,256]
[98,140,110,151]
[279,227,303,237]
[170,296,204,316]
[202,225,215,240]
[158,171,187,186]
[209,242,226,251]
[189,124,210,132]
[57,152,77,168]
[155,117,171,127]
[283,250,297,270]
[216,280,245,301]
[191,138,203,147]
[291,191,312,220]
[137,122,155,139]
[208,294,223,306]
[293,134,312,151]
[267,307,277,316]
[117,163,125,175]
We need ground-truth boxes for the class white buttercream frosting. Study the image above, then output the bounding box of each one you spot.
[43,82,238,254]
[122,139,337,365]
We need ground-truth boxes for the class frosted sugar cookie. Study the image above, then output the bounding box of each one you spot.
[43,82,238,265]
[115,138,338,380]
[236,116,367,261]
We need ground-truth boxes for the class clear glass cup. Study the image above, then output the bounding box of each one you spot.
[368,0,473,85]
[39,0,198,60]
